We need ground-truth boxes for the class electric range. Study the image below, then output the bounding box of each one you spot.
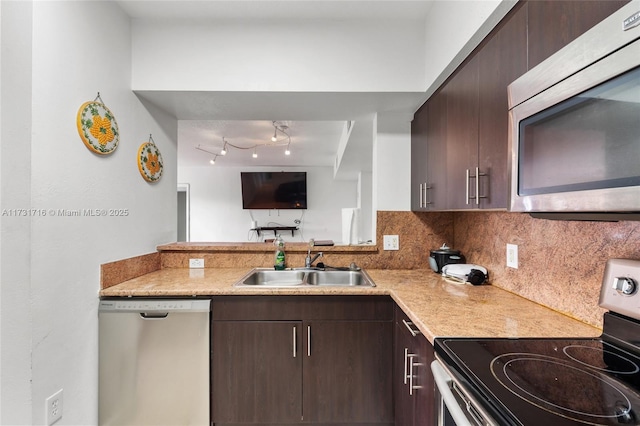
[433,259,640,425]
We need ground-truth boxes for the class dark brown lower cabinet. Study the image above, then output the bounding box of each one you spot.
[212,320,303,423]
[211,296,394,426]
[394,305,435,426]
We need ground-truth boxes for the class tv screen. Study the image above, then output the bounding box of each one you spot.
[241,172,307,210]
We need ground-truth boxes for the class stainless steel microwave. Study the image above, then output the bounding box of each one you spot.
[508,1,640,214]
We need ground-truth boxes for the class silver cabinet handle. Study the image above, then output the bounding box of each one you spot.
[476,167,488,205]
[402,319,421,337]
[475,167,480,206]
[407,353,417,387]
[293,326,297,358]
[419,183,424,208]
[408,355,423,396]
[403,347,409,385]
[307,325,311,357]
[424,183,432,205]
[465,169,471,205]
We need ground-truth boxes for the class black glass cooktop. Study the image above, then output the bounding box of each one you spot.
[435,337,640,425]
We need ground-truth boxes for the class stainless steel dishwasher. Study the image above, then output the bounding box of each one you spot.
[99,299,210,426]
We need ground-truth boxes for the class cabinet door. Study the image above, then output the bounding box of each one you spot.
[411,104,428,211]
[476,3,528,209]
[527,0,630,69]
[303,320,393,424]
[394,308,435,426]
[412,334,435,426]
[211,321,303,424]
[446,55,479,209]
[426,90,448,209]
[394,320,416,426]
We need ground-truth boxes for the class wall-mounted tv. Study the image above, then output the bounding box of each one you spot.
[241,172,307,210]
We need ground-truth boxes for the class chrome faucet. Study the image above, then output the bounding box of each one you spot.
[305,239,323,268]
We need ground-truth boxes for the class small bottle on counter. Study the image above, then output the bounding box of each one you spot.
[274,236,286,270]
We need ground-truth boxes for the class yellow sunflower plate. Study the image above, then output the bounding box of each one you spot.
[137,140,163,182]
[76,101,119,154]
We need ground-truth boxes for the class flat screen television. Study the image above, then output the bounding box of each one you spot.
[241,172,307,210]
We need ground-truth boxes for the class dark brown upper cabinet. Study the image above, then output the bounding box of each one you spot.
[411,0,627,212]
[527,0,630,70]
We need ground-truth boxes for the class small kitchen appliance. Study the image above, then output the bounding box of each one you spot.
[429,243,466,273]
[508,1,640,214]
[432,258,640,425]
[441,264,488,285]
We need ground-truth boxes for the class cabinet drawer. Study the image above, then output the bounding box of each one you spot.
[212,295,393,321]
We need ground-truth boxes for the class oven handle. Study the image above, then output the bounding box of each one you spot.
[431,360,474,426]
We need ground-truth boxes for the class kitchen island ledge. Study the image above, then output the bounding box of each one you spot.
[99,267,601,344]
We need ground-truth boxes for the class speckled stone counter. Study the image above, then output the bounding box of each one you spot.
[99,268,601,344]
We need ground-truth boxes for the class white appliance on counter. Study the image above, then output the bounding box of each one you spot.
[98,299,211,426]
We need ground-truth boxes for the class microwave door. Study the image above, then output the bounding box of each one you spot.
[508,40,640,213]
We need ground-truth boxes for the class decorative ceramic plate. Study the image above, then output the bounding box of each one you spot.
[76,101,119,154]
[137,141,163,182]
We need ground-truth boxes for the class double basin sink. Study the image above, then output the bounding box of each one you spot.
[234,268,376,288]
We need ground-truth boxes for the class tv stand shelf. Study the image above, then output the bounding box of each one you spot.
[253,226,298,237]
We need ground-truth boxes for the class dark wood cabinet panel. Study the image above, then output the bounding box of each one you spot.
[393,305,435,426]
[426,90,448,209]
[411,88,449,211]
[445,54,479,210]
[411,104,428,210]
[211,296,393,425]
[411,0,627,212]
[477,3,528,209]
[213,295,393,321]
[303,321,393,423]
[211,321,303,423]
[527,0,629,69]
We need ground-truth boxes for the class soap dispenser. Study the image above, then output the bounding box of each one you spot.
[274,235,286,270]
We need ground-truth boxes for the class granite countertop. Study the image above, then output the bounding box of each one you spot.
[99,268,601,344]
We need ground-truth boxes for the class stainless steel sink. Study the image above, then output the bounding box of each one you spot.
[238,270,306,287]
[234,268,376,288]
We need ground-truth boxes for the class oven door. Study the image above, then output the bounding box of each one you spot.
[431,360,498,426]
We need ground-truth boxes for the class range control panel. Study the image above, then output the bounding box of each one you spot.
[599,259,640,320]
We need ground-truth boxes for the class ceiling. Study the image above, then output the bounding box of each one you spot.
[119,1,433,171]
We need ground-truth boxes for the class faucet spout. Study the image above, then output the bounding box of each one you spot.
[305,239,323,268]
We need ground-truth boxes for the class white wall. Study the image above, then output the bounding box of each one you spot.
[1,1,177,424]
[132,19,426,92]
[374,113,412,211]
[422,0,517,97]
[1,2,33,422]
[178,166,357,244]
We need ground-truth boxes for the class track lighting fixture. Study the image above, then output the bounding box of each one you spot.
[195,121,292,164]
[220,138,228,155]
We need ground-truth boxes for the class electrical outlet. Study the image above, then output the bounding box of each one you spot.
[506,244,518,269]
[46,389,63,425]
[189,258,205,268]
[383,235,399,251]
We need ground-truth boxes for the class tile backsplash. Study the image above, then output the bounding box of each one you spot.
[457,211,640,328]
[391,210,640,328]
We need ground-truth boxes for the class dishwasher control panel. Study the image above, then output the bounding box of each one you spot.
[99,299,210,313]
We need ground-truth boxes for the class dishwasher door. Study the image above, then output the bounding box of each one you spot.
[99,299,210,426]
